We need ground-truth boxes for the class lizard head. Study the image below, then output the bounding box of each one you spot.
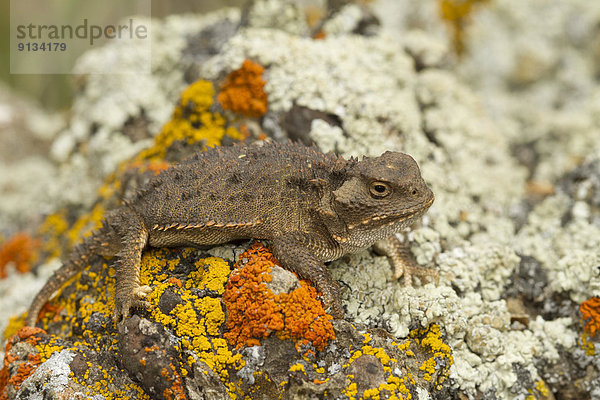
[332,151,434,243]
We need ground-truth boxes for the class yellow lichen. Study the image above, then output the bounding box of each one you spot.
[419,358,437,382]
[343,377,358,399]
[15,244,246,398]
[138,80,242,161]
[38,211,69,259]
[2,315,25,341]
[65,204,105,245]
[535,379,549,397]
[410,324,453,388]
[186,257,230,294]
[341,324,419,399]
[289,363,306,373]
[362,332,371,344]
[361,346,391,365]
[137,249,244,387]
[342,324,451,398]
[580,331,595,356]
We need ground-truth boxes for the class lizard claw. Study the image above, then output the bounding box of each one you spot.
[397,264,439,286]
[113,285,153,322]
[113,303,129,322]
[133,285,152,298]
[374,237,439,286]
[113,298,152,322]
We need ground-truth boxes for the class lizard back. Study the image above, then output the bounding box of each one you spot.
[130,141,350,237]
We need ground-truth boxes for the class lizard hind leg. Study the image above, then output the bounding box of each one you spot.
[25,216,122,327]
[112,208,151,322]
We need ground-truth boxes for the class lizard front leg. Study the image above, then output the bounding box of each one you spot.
[373,235,438,286]
[271,233,344,319]
[113,208,152,321]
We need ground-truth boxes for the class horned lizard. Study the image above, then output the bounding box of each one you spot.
[26,141,435,326]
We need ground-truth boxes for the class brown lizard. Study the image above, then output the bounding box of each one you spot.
[26,141,435,326]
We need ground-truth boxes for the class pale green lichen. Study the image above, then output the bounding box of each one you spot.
[516,192,600,303]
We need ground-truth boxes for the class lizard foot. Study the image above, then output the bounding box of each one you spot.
[395,263,439,287]
[113,285,153,322]
[374,236,439,287]
[133,285,153,298]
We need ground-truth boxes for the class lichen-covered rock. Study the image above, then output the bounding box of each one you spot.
[0,327,148,399]
[0,84,64,230]
[1,243,452,399]
[2,0,600,398]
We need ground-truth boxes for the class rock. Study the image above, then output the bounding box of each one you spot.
[1,244,451,399]
[2,0,600,398]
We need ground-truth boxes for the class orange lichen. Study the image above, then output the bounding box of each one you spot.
[0,327,46,399]
[38,302,63,325]
[0,233,41,278]
[168,277,183,288]
[127,159,171,176]
[439,0,490,56]
[313,30,326,40]
[223,243,334,351]
[581,296,600,337]
[217,59,268,118]
[161,363,185,400]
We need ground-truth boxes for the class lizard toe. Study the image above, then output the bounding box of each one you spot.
[393,265,405,281]
[133,285,153,299]
[405,265,439,286]
[130,299,152,309]
[113,298,151,322]
[113,304,129,322]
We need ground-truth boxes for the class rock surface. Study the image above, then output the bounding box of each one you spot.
[1,0,599,399]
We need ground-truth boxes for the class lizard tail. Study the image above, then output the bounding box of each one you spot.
[25,219,120,326]
[25,258,81,326]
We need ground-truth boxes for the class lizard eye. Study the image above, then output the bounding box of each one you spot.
[369,181,391,198]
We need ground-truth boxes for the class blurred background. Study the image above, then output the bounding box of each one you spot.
[1,0,245,110]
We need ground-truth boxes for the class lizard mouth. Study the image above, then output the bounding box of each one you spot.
[373,193,434,222]
[348,193,434,230]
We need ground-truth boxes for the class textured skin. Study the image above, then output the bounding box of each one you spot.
[26,141,434,326]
